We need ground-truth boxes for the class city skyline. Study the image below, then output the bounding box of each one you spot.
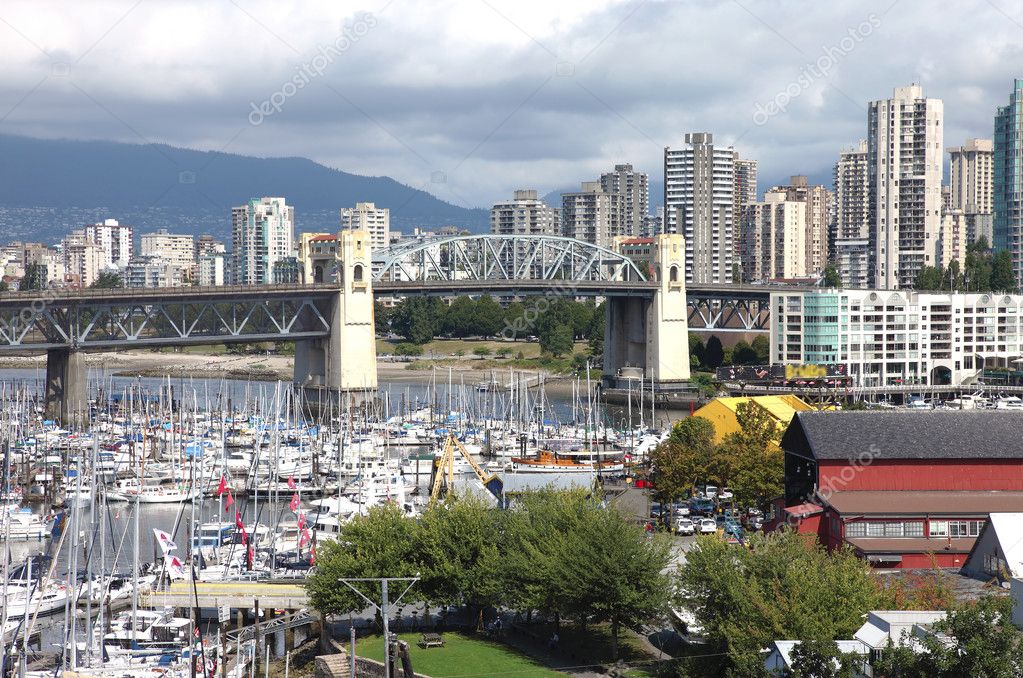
[2,1,1023,207]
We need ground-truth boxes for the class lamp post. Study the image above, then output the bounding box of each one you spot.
[339,576,420,678]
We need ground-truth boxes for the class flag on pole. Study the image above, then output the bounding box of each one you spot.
[310,544,316,566]
[235,510,244,530]
[153,528,177,553]
[216,475,227,497]
[297,512,306,530]
[287,475,296,490]
[299,528,311,548]
[225,490,234,511]
[165,555,187,580]
[289,492,300,512]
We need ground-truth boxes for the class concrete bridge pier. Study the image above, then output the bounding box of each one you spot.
[604,234,690,387]
[45,348,87,426]
[294,230,378,408]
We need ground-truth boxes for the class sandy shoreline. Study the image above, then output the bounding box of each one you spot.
[0,350,578,393]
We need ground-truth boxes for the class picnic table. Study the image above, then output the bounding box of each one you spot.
[418,632,444,648]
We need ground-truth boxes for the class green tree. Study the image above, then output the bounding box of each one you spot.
[474,296,506,337]
[586,303,605,363]
[732,340,757,365]
[374,301,391,335]
[472,346,491,357]
[0,280,8,292]
[677,530,883,674]
[390,297,444,344]
[704,335,724,369]
[650,416,717,511]
[541,323,574,357]
[914,265,944,291]
[21,263,46,291]
[751,335,770,364]
[823,265,841,288]
[688,333,705,368]
[991,250,1017,292]
[90,271,122,288]
[549,501,671,659]
[417,497,504,614]
[394,342,423,356]
[720,401,783,509]
[305,504,421,617]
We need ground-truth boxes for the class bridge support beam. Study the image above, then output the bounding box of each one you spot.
[294,231,378,406]
[604,234,690,387]
[45,348,87,426]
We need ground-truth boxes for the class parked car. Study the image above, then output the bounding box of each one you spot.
[748,516,764,531]
[675,518,696,536]
[698,518,717,535]
[649,503,663,519]
[672,502,691,517]
[704,485,719,499]
[689,498,715,516]
[718,487,734,501]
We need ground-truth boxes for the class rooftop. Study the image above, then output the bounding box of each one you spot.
[783,410,1023,461]
[824,490,1023,515]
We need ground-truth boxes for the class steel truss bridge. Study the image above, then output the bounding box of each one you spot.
[0,236,819,352]
[0,284,337,351]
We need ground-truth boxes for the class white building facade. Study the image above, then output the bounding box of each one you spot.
[340,202,390,252]
[231,197,295,285]
[83,219,134,269]
[490,190,560,236]
[664,132,736,283]
[771,288,1023,386]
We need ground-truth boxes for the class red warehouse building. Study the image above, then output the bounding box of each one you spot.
[779,410,1023,568]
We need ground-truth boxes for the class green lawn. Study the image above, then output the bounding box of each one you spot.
[356,631,563,678]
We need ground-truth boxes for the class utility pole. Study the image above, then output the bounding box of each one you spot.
[339,576,420,678]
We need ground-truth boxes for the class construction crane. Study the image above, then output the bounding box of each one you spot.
[429,433,504,505]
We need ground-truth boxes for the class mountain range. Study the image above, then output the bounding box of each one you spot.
[0,134,489,241]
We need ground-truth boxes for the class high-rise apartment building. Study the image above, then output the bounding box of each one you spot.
[868,84,944,289]
[83,219,134,269]
[994,79,1023,287]
[561,182,624,249]
[833,141,871,288]
[733,154,758,258]
[664,132,735,283]
[599,164,648,237]
[61,230,106,287]
[231,197,295,285]
[768,175,833,276]
[195,235,226,286]
[340,202,390,252]
[490,190,560,236]
[140,229,195,269]
[948,140,993,214]
[937,210,968,270]
[740,190,807,281]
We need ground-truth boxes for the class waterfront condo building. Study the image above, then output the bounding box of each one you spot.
[994,79,1023,288]
[231,197,295,285]
[867,85,944,289]
[663,132,736,283]
[140,229,195,269]
[340,202,390,252]
[770,288,1023,387]
[490,190,560,236]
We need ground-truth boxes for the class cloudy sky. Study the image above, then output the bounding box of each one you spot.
[1,0,1021,208]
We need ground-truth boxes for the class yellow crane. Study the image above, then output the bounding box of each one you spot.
[429,433,504,505]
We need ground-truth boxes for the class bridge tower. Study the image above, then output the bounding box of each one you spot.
[293,230,378,403]
[604,233,690,386]
[45,348,87,426]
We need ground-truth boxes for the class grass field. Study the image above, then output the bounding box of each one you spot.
[356,631,563,678]
[377,337,551,359]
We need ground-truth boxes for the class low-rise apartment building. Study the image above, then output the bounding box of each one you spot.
[771,288,1023,386]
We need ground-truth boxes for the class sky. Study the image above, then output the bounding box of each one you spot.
[1,0,1022,209]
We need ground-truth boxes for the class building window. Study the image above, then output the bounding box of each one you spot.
[929,521,947,537]
[353,264,364,282]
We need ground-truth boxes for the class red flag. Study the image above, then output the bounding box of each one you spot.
[224,491,234,512]
[287,475,296,490]
[289,493,300,512]
[297,512,306,530]
[216,476,227,497]
[310,544,316,565]
[235,510,244,530]
[299,528,311,548]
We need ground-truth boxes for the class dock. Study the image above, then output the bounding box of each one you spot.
[144,580,309,609]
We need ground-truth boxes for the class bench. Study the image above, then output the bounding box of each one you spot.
[418,633,444,649]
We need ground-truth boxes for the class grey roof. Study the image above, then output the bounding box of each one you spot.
[781,410,1023,461]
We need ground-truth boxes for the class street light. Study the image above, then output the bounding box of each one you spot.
[339,576,420,678]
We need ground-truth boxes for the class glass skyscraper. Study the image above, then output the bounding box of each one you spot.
[994,79,1023,287]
